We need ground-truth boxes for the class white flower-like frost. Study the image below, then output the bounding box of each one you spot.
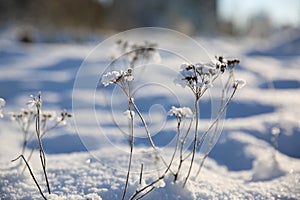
[101,71,121,86]
[233,79,246,89]
[168,106,193,118]
[101,69,134,87]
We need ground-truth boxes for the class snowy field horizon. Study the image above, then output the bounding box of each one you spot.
[0,27,300,199]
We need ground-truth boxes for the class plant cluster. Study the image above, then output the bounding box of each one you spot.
[101,40,245,199]
[0,38,245,200]
[8,92,72,200]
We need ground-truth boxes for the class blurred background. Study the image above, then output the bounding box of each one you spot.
[0,0,299,42]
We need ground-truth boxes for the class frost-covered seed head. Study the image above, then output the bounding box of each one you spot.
[227,59,240,68]
[27,93,42,108]
[42,110,56,121]
[60,110,72,118]
[57,110,72,125]
[175,61,220,91]
[101,71,122,86]
[233,79,246,89]
[9,108,36,121]
[101,69,134,87]
[168,106,193,119]
[123,68,134,82]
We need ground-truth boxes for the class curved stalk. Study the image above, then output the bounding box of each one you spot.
[174,117,193,181]
[35,101,51,194]
[12,155,47,200]
[122,103,134,200]
[130,119,184,199]
[195,72,234,178]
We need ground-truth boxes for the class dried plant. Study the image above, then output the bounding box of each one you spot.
[11,92,72,199]
[101,39,245,199]
[102,40,162,200]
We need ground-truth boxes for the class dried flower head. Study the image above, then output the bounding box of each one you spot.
[27,92,42,108]
[9,108,36,122]
[41,110,56,121]
[215,56,240,72]
[233,79,246,89]
[168,106,193,119]
[112,39,161,66]
[175,57,241,97]
[174,62,219,93]
[57,110,72,125]
[101,68,134,87]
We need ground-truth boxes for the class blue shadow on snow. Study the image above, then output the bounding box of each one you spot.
[27,134,99,154]
[259,79,300,90]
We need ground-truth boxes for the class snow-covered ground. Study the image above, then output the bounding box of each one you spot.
[0,28,300,199]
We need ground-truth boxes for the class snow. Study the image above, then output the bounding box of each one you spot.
[0,98,5,118]
[1,29,300,199]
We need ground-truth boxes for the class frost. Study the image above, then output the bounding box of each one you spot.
[101,69,134,86]
[123,109,135,119]
[101,71,121,86]
[153,179,166,188]
[174,61,221,92]
[27,93,42,108]
[168,106,193,118]
[233,79,246,89]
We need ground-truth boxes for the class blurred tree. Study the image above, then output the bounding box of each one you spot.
[0,0,217,35]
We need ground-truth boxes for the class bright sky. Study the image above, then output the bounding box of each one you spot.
[217,0,300,28]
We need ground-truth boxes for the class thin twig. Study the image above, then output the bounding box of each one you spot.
[197,86,237,148]
[130,97,173,173]
[136,187,155,200]
[35,94,51,194]
[129,119,184,199]
[122,103,134,200]
[12,155,47,200]
[174,118,193,181]
[22,118,66,173]
[131,100,155,148]
[182,97,199,188]
[139,163,144,185]
[195,71,234,178]
[130,174,165,200]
